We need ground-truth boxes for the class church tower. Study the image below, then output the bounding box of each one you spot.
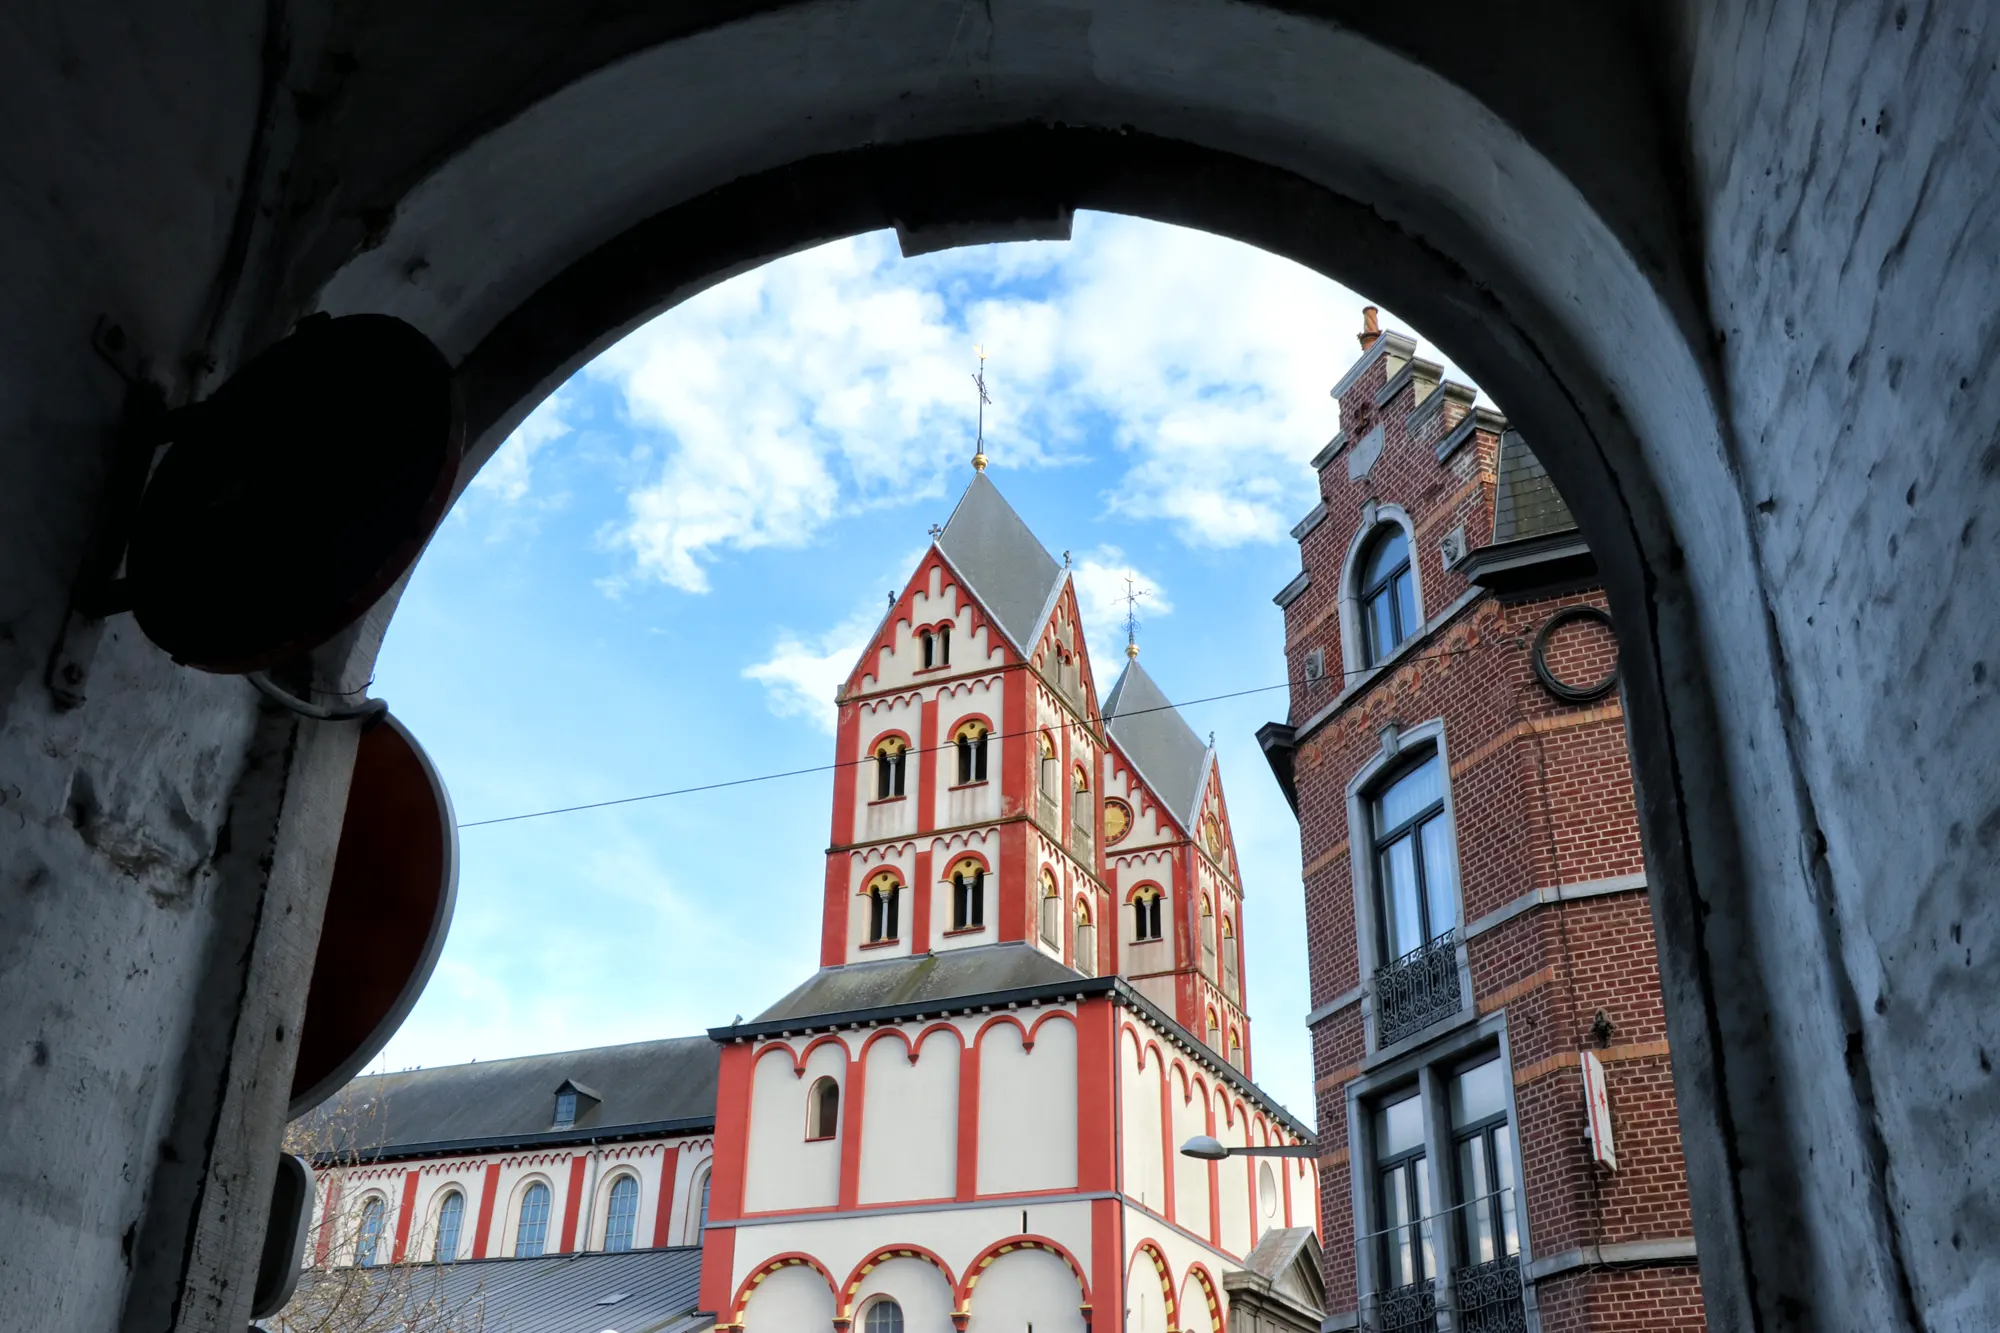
[697,471,1319,1333]
[822,471,1254,1075]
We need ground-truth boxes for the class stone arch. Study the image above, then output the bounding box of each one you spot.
[1127,1239,1178,1333]
[730,1252,841,1328]
[839,1245,958,1319]
[956,1235,1091,1312]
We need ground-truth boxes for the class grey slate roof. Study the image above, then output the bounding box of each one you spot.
[316,1037,719,1159]
[283,1246,708,1333]
[1103,657,1212,830]
[935,473,1063,653]
[747,944,1082,1026]
[1491,430,1577,543]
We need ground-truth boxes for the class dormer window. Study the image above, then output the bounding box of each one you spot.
[552,1079,600,1130]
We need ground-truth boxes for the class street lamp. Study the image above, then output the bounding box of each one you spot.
[1179,1135,1320,1160]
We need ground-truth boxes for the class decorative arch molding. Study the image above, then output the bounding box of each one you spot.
[929,828,997,857]
[838,1245,959,1319]
[955,1235,1092,1312]
[1129,1239,1179,1330]
[1338,501,1425,679]
[858,1022,963,1065]
[1181,1263,1224,1333]
[728,1252,841,1327]
[1121,1022,1167,1073]
[1124,879,1167,904]
[945,710,997,738]
[866,727,915,753]
[858,690,924,719]
[940,849,993,878]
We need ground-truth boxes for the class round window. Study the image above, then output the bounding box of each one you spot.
[1259,1160,1279,1219]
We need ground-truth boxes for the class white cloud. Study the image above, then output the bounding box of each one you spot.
[742,605,881,734]
[588,213,1475,588]
[473,391,571,503]
[1068,547,1174,668]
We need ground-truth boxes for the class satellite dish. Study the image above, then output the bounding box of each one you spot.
[288,711,457,1118]
[126,313,461,673]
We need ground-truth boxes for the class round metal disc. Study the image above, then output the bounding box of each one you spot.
[288,711,458,1119]
[127,314,461,673]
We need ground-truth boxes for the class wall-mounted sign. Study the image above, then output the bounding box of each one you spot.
[1581,1048,1617,1170]
[288,712,457,1118]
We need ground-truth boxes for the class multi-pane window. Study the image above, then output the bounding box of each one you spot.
[1374,1092,1435,1291]
[355,1196,386,1268]
[695,1171,711,1237]
[515,1182,551,1258]
[433,1190,463,1263]
[554,1088,578,1129]
[1131,886,1164,942]
[955,721,989,784]
[603,1175,640,1252]
[950,858,985,930]
[865,873,900,943]
[921,626,952,669]
[1451,1058,1520,1265]
[1372,753,1458,963]
[865,1299,905,1333]
[1359,526,1419,666]
[873,737,907,799]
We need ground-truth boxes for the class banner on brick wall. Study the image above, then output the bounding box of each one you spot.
[1581,1049,1617,1170]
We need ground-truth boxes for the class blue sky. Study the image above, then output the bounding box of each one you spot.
[370,212,1472,1121]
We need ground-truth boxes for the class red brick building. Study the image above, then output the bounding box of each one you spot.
[1257,313,1705,1333]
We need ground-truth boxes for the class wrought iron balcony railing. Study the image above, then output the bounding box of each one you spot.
[1453,1256,1527,1333]
[1369,1280,1439,1333]
[1373,930,1463,1047]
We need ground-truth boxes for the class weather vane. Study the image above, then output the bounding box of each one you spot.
[970,345,992,473]
[1121,574,1151,659]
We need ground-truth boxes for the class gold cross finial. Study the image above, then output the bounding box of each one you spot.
[971,346,992,472]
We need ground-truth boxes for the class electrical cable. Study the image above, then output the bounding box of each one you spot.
[454,644,1477,829]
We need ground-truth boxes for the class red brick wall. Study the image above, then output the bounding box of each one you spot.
[1283,333,1701,1329]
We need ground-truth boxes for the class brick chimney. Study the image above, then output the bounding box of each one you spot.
[1357,305,1381,351]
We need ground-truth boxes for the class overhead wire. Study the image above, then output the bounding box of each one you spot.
[455,643,1476,829]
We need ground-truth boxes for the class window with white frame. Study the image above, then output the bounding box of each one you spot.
[1371,751,1458,964]
[603,1174,640,1252]
[433,1189,464,1263]
[1358,525,1420,666]
[515,1182,551,1257]
[354,1195,387,1268]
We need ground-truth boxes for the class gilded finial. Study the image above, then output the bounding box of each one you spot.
[971,345,991,472]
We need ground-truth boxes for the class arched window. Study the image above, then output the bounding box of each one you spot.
[936,624,951,666]
[954,720,989,784]
[1358,525,1419,666]
[864,1298,905,1333]
[603,1175,640,1252]
[950,857,985,931]
[1200,896,1217,976]
[1228,1029,1243,1070]
[865,872,901,943]
[1074,899,1096,976]
[1131,885,1164,942]
[515,1181,551,1257]
[806,1076,840,1140]
[920,629,936,669]
[1039,869,1062,945]
[355,1195,386,1268]
[1221,916,1240,1002]
[1206,1007,1222,1052]
[873,736,907,800]
[433,1189,464,1263]
[686,1166,711,1245]
[1037,732,1059,795]
[1370,750,1458,962]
